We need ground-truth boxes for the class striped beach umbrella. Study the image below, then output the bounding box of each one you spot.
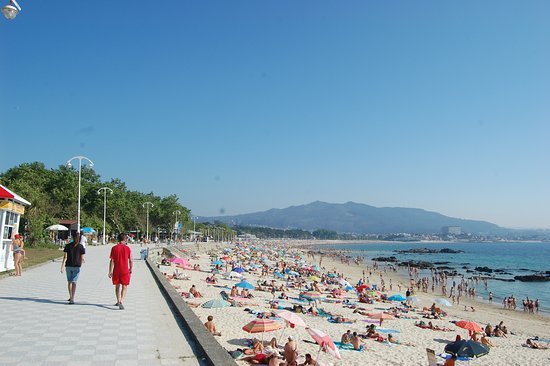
[242,319,283,334]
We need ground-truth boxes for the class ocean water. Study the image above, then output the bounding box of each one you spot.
[318,242,550,314]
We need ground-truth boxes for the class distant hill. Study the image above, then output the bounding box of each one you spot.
[199,201,504,234]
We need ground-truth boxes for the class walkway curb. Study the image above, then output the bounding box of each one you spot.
[145,255,238,366]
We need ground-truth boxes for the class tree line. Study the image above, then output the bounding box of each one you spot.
[0,162,193,246]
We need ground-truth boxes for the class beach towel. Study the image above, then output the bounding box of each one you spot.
[376,328,401,334]
[334,341,363,351]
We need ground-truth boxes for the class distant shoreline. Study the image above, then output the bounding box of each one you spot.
[289,239,548,247]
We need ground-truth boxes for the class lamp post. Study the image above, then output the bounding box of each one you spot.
[97,187,113,245]
[2,0,21,20]
[143,202,154,242]
[192,216,197,232]
[67,156,94,233]
[173,210,181,242]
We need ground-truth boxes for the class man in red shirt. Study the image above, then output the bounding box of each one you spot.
[108,233,133,310]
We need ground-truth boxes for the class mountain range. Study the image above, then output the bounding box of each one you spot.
[199,201,505,234]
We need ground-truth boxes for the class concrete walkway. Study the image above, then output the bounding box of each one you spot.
[0,244,204,366]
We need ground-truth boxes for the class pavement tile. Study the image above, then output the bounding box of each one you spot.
[0,244,201,365]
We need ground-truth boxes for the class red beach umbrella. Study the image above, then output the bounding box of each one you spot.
[455,320,483,334]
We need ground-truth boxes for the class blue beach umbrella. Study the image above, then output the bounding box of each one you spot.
[388,294,407,302]
[212,260,224,265]
[232,267,246,273]
[313,264,321,271]
[288,271,299,276]
[274,272,285,279]
[201,299,232,308]
[235,280,255,290]
[81,227,95,234]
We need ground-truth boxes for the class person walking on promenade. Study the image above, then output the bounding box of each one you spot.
[11,233,25,276]
[108,233,133,310]
[79,230,88,249]
[61,233,85,304]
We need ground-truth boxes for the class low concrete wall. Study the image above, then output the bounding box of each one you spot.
[145,252,238,366]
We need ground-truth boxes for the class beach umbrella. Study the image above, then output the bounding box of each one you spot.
[307,275,320,282]
[46,224,69,231]
[274,272,285,279]
[388,294,406,302]
[242,319,282,334]
[306,327,342,361]
[444,339,489,358]
[169,257,190,266]
[276,310,307,327]
[356,284,369,292]
[327,273,336,278]
[367,312,396,326]
[435,298,453,307]
[211,260,224,265]
[288,270,299,276]
[301,291,323,300]
[80,227,95,234]
[232,267,245,273]
[201,299,231,309]
[228,271,243,278]
[235,280,255,290]
[313,265,321,271]
[455,320,483,334]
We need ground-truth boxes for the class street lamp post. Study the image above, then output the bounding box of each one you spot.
[192,216,197,232]
[143,202,154,242]
[97,187,113,245]
[173,210,181,242]
[67,156,94,233]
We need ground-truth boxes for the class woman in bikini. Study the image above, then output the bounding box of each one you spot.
[11,234,25,276]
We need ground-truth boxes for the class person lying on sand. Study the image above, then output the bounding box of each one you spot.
[330,315,356,323]
[524,339,549,349]
[386,334,415,346]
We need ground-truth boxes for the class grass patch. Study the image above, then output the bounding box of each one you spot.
[23,247,63,268]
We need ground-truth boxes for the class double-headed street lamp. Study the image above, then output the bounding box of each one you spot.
[67,156,94,233]
[143,202,154,242]
[97,187,113,245]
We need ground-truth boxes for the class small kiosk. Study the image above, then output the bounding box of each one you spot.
[0,184,31,272]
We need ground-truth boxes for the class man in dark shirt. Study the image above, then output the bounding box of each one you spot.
[61,233,86,304]
[109,233,133,310]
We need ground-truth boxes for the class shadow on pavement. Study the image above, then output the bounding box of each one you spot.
[0,296,117,309]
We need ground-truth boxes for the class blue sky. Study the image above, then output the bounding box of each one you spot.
[2,1,549,228]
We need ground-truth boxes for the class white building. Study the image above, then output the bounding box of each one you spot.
[0,185,31,272]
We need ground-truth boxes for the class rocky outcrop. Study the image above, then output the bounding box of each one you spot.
[372,256,398,262]
[475,266,493,273]
[394,248,464,254]
[514,274,550,282]
[398,260,434,269]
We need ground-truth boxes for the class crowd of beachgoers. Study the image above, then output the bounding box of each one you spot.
[155,240,549,365]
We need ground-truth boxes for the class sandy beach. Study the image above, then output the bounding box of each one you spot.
[159,241,550,366]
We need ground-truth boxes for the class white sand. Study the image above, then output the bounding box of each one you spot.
[160,241,550,366]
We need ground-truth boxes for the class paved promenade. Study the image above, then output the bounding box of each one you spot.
[0,244,204,366]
